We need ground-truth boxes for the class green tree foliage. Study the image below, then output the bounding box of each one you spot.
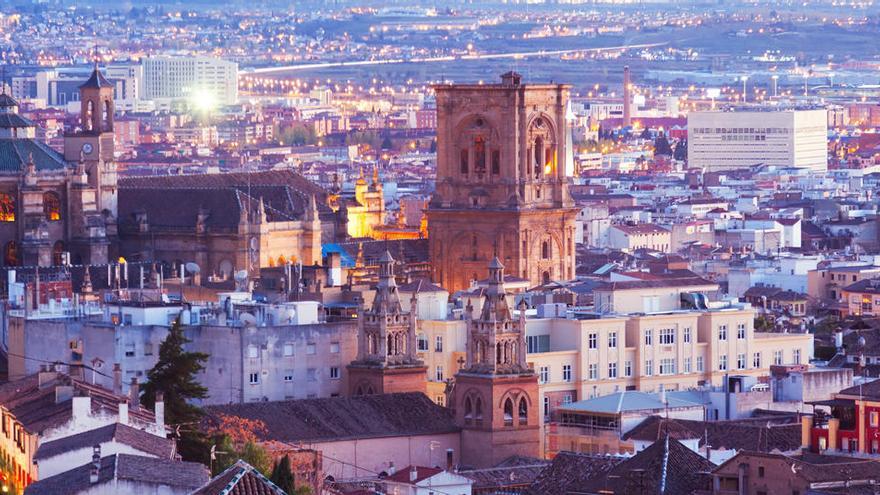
[654,133,674,156]
[270,455,295,493]
[673,139,688,161]
[210,435,273,477]
[141,316,210,463]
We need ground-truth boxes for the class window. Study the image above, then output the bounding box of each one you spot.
[125,343,135,357]
[435,335,443,352]
[659,358,676,375]
[625,361,632,377]
[435,365,444,381]
[659,328,675,345]
[306,343,316,355]
[758,466,765,478]
[330,367,340,380]
[460,149,468,173]
[697,356,704,372]
[307,368,317,382]
[491,149,500,174]
[737,353,746,369]
[539,366,549,384]
[719,355,728,371]
[871,412,879,427]
[793,349,801,364]
[683,327,691,344]
[247,345,258,359]
[283,370,293,382]
[330,342,340,353]
[645,330,653,346]
[543,397,550,419]
[718,325,728,341]
[588,364,597,380]
[684,357,692,373]
[608,362,618,378]
[474,136,486,173]
[0,193,14,222]
[645,360,653,376]
[144,343,153,356]
[417,333,428,351]
[609,332,617,348]
[588,333,598,349]
[563,365,572,382]
[542,241,550,259]
[753,352,762,369]
[504,398,514,426]
[283,343,294,357]
[249,372,259,384]
[527,335,550,353]
[43,192,61,221]
[774,350,783,365]
[737,323,746,339]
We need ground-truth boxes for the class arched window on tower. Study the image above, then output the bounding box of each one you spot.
[491,149,500,175]
[44,192,61,221]
[0,193,15,222]
[4,241,17,266]
[464,397,473,425]
[52,241,64,266]
[519,397,528,425]
[503,398,514,426]
[460,149,469,174]
[103,100,112,131]
[474,136,486,174]
[85,101,94,131]
[533,136,543,176]
[542,241,550,259]
[474,397,483,425]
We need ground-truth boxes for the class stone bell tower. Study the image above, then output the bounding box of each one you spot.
[428,72,579,292]
[347,251,427,396]
[451,257,539,467]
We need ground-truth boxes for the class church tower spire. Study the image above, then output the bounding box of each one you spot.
[452,258,539,467]
[347,250,426,396]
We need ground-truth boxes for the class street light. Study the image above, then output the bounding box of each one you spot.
[771,75,779,98]
[741,76,749,103]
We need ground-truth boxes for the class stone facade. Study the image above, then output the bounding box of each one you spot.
[428,72,578,292]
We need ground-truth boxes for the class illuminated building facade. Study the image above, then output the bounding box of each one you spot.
[428,72,578,292]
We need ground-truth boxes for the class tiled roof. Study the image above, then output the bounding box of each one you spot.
[203,393,458,443]
[574,437,715,494]
[842,278,880,295]
[23,453,208,495]
[613,224,670,235]
[0,94,18,108]
[0,113,34,129]
[0,138,68,173]
[460,456,549,491]
[192,460,286,495]
[0,373,156,435]
[79,68,113,89]
[716,451,880,485]
[385,466,443,484]
[34,422,174,461]
[525,451,621,495]
[622,416,802,453]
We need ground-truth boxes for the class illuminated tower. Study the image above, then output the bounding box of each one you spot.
[623,65,632,127]
[427,72,578,292]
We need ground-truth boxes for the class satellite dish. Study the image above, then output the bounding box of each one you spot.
[234,270,249,283]
[185,262,201,274]
[240,312,257,327]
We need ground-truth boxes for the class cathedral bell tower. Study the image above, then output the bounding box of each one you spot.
[347,251,427,396]
[428,72,579,292]
[63,65,118,265]
[451,257,539,467]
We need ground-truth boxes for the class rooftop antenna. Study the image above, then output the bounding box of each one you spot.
[93,34,99,70]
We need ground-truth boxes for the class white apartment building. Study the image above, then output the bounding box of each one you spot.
[688,108,828,172]
[142,56,238,106]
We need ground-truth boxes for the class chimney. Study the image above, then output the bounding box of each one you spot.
[38,365,57,389]
[129,378,139,412]
[118,401,129,425]
[446,449,454,472]
[154,391,165,432]
[72,395,91,426]
[112,364,122,395]
[90,445,101,484]
[55,385,74,404]
[388,462,396,475]
[409,466,418,482]
[623,65,632,128]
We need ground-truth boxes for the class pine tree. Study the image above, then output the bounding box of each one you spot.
[270,455,295,493]
[674,139,688,161]
[654,133,674,156]
[141,316,210,463]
